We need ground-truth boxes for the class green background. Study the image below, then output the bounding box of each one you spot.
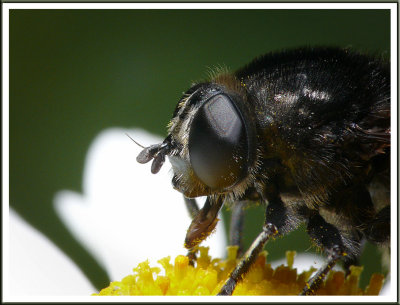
[9,9,390,291]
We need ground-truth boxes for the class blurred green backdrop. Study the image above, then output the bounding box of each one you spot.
[10,9,390,291]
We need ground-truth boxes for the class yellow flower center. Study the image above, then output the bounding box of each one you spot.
[93,247,384,296]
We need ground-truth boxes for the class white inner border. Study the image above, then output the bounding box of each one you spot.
[2,2,398,303]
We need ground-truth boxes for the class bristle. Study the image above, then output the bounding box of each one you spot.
[206,64,230,80]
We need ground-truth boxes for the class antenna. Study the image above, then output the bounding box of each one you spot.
[125,133,145,148]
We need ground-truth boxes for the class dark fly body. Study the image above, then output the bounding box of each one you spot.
[137,47,390,295]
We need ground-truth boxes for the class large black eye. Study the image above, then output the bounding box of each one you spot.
[189,94,249,190]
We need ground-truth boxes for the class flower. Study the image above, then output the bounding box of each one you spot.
[93,246,384,296]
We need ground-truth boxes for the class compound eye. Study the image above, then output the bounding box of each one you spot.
[189,94,248,190]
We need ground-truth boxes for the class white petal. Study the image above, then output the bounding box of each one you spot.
[8,209,96,296]
[270,252,330,273]
[379,276,391,296]
[54,128,227,282]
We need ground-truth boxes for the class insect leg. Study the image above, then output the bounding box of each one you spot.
[182,196,201,265]
[229,201,245,256]
[301,213,347,295]
[218,223,278,296]
[300,245,343,295]
[218,196,293,295]
[186,248,197,266]
[183,196,200,219]
[364,205,390,244]
[343,255,361,277]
